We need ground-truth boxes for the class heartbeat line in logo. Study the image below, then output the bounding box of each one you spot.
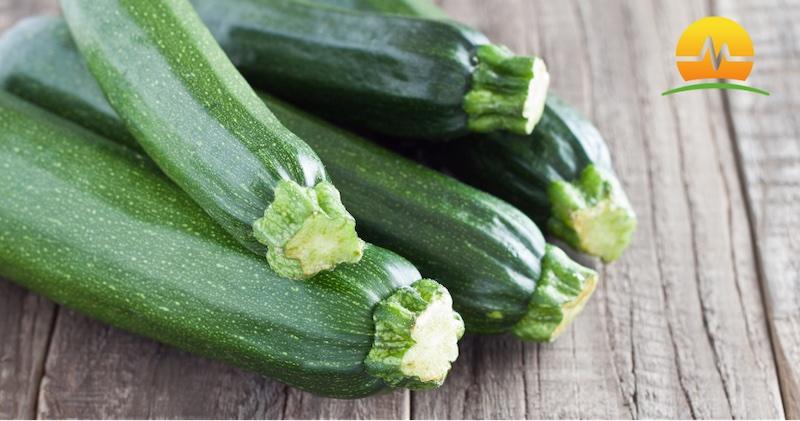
[676,36,752,70]
[665,16,768,96]
[664,35,768,96]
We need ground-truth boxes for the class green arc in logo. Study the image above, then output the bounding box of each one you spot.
[662,82,770,96]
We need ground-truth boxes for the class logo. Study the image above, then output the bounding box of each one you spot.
[662,16,769,96]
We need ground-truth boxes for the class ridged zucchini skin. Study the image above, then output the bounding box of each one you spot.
[59,0,365,280]
[314,0,637,261]
[448,99,637,261]
[0,92,428,398]
[0,17,597,339]
[454,99,614,219]
[191,0,548,139]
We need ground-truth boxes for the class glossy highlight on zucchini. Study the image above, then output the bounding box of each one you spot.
[0,16,595,341]
[59,0,365,280]
[313,0,637,261]
[0,92,463,397]
[191,0,550,138]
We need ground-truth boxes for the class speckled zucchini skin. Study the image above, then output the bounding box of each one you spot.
[269,97,546,332]
[0,92,422,399]
[190,0,530,139]
[315,0,636,260]
[0,17,546,334]
[59,0,368,278]
[312,0,449,19]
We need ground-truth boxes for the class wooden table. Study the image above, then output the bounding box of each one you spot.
[1,0,797,418]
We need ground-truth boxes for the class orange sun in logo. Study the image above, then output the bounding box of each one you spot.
[675,16,754,81]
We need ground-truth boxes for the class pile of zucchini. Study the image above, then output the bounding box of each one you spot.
[0,0,636,398]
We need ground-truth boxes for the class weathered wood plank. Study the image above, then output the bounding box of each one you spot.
[714,0,800,417]
[37,309,287,419]
[581,0,783,417]
[413,335,528,419]
[0,282,55,420]
[283,389,408,419]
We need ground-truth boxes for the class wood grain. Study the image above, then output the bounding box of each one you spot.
[714,0,800,418]
[0,283,55,419]
[412,335,528,419]
[578,0,783,417]
[0,0,796,418]
[36,309,287,419]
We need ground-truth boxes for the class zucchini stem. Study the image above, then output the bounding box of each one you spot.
[366,279,464,390]
[463,44,550,135]
[512,245,597,342]
[547,164,637,262]
[253,180,365,280]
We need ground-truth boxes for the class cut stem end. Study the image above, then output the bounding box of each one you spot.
[366,279,465,390]
[464,44,550,135]
[253,180,365,280]
[512,245,597,342]
[547,164,637,262]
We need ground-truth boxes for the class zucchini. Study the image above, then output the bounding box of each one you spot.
[0,17,596,341]
[448,101,637,262]
[0,92,464,397]
[311,0,449,19]
[311,0,637,261]
[189,0,550,139]
[60,0,365,280]
[269,98,598,338]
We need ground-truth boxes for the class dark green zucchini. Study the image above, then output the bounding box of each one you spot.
[312,0,637,261]
[0,16,594,341]
[60,0,365,280]
[312,0,449,19]
[0,92,464,397]
[189,0,549,139]
[448,101,636,262]
[269,98,598,338]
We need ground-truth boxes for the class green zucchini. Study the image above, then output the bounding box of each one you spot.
[0,16,595,341]
[448,101,637,262]
[59,0,365,280]
[311,0,449,19]
[189,0,549,139]
[0,91,464,397]
[311,0,637,261]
